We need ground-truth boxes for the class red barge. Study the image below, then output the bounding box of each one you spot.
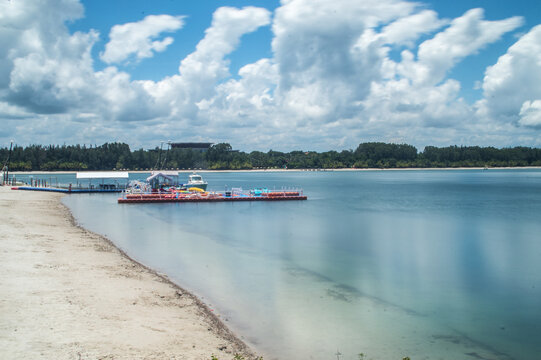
[118,189,307,204]
[118,172,307,204]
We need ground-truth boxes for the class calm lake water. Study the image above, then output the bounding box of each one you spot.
[53,170,541,360]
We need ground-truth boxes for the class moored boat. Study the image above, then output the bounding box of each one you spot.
[186,173,207,191]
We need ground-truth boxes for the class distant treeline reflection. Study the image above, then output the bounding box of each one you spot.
[2,142,541,171]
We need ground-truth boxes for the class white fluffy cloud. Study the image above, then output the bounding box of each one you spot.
[378,10,448,47]
[413,9,523,85]
[0,0,92,112]
[271,0,419,122]
[139,6,272,125]
[100,15,185,64]
[477,25,541,127]
[177,7,271,97]
[8,30,100,113]
[0,0,84,87]
[355,8,522,137]
[0,0,540,150]
[519,100,541,128]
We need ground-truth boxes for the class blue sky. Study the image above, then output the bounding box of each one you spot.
[1,0,540,151]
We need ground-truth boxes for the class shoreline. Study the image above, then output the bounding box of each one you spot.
[0,185,258,359]
[9,165,541,175]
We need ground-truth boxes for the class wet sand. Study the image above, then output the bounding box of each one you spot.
[0,185,257,359]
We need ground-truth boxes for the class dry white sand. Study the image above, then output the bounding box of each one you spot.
[0,185,257,359]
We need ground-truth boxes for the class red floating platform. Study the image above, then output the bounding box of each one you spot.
[118,191,307,204]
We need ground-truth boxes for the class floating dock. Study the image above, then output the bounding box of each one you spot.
[9,171,129,193]
[118,190,307,203]
[11,186,124,193]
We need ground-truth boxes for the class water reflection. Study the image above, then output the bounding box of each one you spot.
[63,170,541,360]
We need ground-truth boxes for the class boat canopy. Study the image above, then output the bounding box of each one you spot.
[150,170,179,177]
[146,172,175,182]
[76,171,129,179]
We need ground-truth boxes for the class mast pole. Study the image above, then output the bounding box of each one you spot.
[3,140,13,185]
[154,141,164,170]
[161,140,171,169]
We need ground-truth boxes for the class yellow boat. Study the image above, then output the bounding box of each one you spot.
[188,187,205,192]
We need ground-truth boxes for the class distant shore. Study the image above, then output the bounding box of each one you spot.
[0,185,257,359]
[9,165,541,175]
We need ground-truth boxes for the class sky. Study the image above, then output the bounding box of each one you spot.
[1,0,540,151]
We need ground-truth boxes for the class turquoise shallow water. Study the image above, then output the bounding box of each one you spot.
[53,170,541,360]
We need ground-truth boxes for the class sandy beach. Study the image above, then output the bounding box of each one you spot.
[0,185,256,359]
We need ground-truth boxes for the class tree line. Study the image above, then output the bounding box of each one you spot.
[2,142,541,171]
